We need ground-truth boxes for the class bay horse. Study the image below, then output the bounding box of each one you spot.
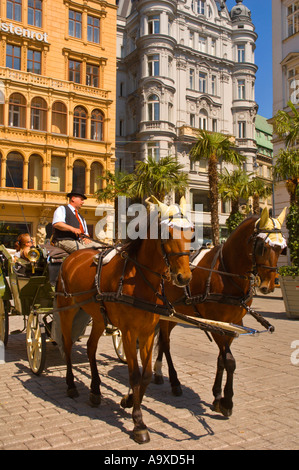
[154,207,287,418]
[56,197,193,444]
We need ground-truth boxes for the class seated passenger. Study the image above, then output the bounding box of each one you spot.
[14,233,33,262]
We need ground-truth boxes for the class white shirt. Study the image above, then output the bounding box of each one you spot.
[52,204,89,235]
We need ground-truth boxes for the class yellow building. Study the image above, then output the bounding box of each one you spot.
[0,0,117,246]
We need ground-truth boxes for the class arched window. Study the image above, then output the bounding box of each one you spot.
[90,161,103,194]
[199,108,208,130]
[28,154,43,190]
[73,106,87,138]
[91,109,104,141]
[6,152,23,188]
[8,93,26,128]
[31,97,47,131]
[72,159,86,193]
[148,94,160,121]
[52,101,67,134]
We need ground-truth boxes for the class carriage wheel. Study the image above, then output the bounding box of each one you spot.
[112,330,127,363]
[0,298,9,347]
[26,311,46,375]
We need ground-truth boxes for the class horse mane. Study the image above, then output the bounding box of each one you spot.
[225,214,259,241]
[119,211,154,258]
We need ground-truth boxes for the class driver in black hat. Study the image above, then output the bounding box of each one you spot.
[52,189,102,253]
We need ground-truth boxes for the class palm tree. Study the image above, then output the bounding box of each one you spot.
[273,100,299,149]
[273,149,299,205]
[248,177,273,214]
[190,130,245,245]
[128,155,189,202]
[219,168,251,215]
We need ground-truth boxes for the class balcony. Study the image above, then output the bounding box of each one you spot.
[0,67,111,101]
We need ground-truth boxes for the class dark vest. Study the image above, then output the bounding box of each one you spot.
[53,205,86,241]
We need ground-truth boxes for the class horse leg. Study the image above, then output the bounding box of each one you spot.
[212,343,236,417]
[87,316,105,406]
[212,352,225,413]
[60,308,78,398]
[220,346,236,417]
[154,322,182,396]
[121,332,150,444]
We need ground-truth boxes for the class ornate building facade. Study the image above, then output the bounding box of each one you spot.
[0,0,117,245]
[272,0,299,264]
[116,0,258,241]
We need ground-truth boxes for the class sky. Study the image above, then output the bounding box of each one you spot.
[225,0,273,118]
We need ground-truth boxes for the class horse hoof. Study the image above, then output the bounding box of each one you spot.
[154,375,164,385]
[67,387,79,399]
[90,392,101,407]
[120,394,133,409]
[132,428,150,444]
[212,400,221,413]
[172,385,182,396]
[219,398,233,417]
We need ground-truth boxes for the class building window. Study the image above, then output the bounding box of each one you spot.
[30,97,47,131]
[190,189,210,212]
[211,39,216,56]
[190,114,195,127]
[52,101,67,134]
[50,156,65,192]
[8,93,26,127]
[197,0,205,15]
[148,94,160,121]
[6,44,21,70]
[237,79,246,99]
[87,16,100,43]
[91,109,104,141]
[237,44,245,62]
[73,106,87,138]
[198,36,206,53]
[69,10,82,39]
[147,142,160,161]
[211,75,217,95]
[6,152,23,188]
[27,49,41,74]
[199,72,207,93]
[7,0,22,21]
[28,0,42,27]
[189,69,195,89]
[148,15,160,34]
[288,67,299,104]
[238,121,246,138]
[287,2,299,37]
[90,162,103,194]
[86,64,99,87]
[72,160,86,193]
[148,54,159,76]
[69,60,81,83]
[28,154,42,190]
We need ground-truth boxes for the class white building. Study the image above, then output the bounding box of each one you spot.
[116,0,258,241]
[272,0,299,264]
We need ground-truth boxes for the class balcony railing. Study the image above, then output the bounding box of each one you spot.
[0,67,110,100]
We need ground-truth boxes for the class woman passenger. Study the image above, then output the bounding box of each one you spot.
[14,233,33,262]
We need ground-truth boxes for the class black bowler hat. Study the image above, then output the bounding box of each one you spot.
[67,188,87,200]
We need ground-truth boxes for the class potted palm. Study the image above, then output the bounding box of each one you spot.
[273,101,299,318]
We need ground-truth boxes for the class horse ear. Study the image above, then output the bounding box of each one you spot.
[145,196,168,216]
[276,207,287,227]
[259,207,269,229]
[179,196,187,216]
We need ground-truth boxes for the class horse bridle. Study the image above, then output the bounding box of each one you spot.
[250,220,284,276]
[159,213,194,277]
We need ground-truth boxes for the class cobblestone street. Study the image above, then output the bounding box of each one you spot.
[0,289,298,450]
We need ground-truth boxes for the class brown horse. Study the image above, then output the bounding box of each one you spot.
[154,207,287,417]
[56,197,193,443]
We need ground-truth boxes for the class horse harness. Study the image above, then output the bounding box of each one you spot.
[56,219,279,339]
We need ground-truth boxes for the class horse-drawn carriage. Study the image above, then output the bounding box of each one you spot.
[0,243,127,375]
[0,198,287,443]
